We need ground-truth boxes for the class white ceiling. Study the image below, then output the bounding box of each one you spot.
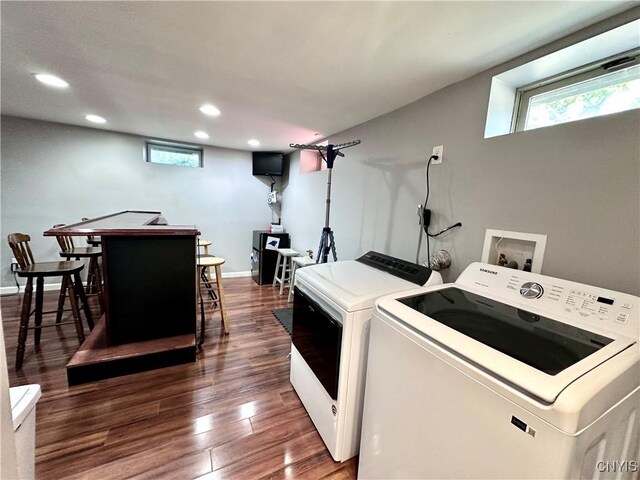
[1,1,635,152]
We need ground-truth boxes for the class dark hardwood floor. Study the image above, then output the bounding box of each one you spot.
[1,277,358,479]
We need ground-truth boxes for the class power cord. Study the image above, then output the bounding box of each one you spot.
[423,155,435,261]
[428,222,463,238]
[422,153,462,261]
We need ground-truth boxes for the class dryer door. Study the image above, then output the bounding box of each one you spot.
[292,286,343,400]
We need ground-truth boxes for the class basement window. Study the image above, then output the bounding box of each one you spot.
[514,51,640,132]
[145,141,203,168]
[484,18,640,138]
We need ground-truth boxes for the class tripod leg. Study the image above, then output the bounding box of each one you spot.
[328,230,338,262]
[321,232,330,263]
[317,231,325,264]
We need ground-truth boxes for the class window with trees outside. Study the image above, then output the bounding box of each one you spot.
[514,49,639,132]
[146,141,203,168]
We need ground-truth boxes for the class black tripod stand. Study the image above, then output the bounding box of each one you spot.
[289,140,361,263]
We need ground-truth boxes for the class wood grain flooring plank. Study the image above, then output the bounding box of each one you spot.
[249,401,310,434]
[130,449,213,480]
[106,393,285,447]
[209,415,317,472]
[279,388,301,406]
[40,418,253,479]
[208,429,329,479]
[41,374,213,415]
[36,401,161,440]
[258,450,357,480]
[35,430,109,463]
[322,462,359,480]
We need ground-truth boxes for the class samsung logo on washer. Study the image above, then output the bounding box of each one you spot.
[480,268,498,275]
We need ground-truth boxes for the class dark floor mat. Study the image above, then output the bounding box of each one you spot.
[272,308,293,336]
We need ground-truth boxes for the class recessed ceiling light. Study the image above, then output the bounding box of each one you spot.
[199,104,221,116]
[33,73,69,88]
[85,114,106,124]
[194,131,210,139]
[248,139,260,147]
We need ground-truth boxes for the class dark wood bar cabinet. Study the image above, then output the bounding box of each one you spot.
[44,211,199,385]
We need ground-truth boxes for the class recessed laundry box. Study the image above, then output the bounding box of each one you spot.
[10,384,41,480]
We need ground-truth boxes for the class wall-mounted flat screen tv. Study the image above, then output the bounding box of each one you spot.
[252,152,285,176]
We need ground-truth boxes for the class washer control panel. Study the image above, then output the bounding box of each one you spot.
[457,263,639,338]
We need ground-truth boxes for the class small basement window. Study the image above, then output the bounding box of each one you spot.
[484,18,640,138]
[514,50,640,132]
[145,141,203,168]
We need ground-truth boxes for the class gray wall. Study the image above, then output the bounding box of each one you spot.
[282,11,640,295]
[1,116,276,287]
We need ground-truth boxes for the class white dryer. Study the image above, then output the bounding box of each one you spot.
[359,262,639,479]
[290,251,442,462]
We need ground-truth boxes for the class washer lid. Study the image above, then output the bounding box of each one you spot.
[378,286,636,404]
[9,384,41,430]
[296,260,429,312]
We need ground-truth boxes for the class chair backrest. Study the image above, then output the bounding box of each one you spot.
[7,233,35,269]
[52,224,75,252]
[81,218,97,243]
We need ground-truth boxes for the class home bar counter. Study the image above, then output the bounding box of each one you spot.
[44,211,200,385]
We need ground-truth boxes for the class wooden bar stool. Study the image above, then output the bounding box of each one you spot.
[52,225,104,315]
[287,255,317,302]
[198,239,213,256]
[8,233,92,369]
[197,239,217,304]
[197,256,229,346]
[198,238,214,285]
[272,248,300,295]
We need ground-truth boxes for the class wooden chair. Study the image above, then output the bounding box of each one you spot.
[197,256,229,346]
[8,233,93,369]
[81,218,101,246]
[52,225,104,314]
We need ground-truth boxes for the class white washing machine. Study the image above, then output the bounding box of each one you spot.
[10,384,41,480]
[359,262,639,479]
[290,251,442,462]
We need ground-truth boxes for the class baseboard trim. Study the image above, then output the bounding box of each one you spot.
[1,282,64,295]
[0,270,252,295]
[223,271,252,279]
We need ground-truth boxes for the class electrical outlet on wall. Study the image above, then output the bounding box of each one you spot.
[10,257,18,272]
[432,145,443,165]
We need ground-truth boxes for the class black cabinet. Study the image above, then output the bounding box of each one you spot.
[105,235,196,345]
[251,230,290,285]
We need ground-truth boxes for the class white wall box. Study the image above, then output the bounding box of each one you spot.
[481,229,547,273]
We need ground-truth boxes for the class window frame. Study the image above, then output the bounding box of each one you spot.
[145,140,204,168]
[513,48,640,132]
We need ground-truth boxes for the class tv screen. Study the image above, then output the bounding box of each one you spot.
[253,152,284,176]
